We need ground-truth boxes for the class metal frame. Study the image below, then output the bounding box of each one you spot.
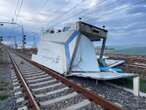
[0,21,24,49]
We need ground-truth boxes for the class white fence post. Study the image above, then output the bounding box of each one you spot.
[133,76,140,96]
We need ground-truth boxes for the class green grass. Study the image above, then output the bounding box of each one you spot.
[0,81,9,100]
[140,79,146,92]
[110,78,146,93]
[0,95,8,100]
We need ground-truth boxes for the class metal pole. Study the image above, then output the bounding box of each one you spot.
[99,38,106,60]
[33,36,36,48]
[21,25,25,50]
[14,36,17,49]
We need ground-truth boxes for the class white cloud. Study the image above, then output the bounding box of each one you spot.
[0,0,17,21]
[96,4,132,22]
[86,0,99,8]
[19,11,48,22]
[0,0,146,47]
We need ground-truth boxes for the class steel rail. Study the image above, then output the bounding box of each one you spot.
[8,52,40,110]
[15,52,122,110]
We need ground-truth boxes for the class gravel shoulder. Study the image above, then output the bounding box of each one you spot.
[0,47,15,110]
[69,77,146,110]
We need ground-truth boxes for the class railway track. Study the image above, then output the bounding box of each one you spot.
[8,51,121,110]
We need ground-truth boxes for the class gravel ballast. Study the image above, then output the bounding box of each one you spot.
[69,77,146,110]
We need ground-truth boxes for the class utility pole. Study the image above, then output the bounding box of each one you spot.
[14,36,17,49]
[33,36,36,48]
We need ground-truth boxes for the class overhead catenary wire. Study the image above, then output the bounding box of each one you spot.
[52,0,107,27]
[11,0,101,35]
[14,0,20,18]
[14,0,23,22]
[21,1,83,31]
[20,0,49,24]
[13,0,107,32]
[37,0,49,13]
[47,2,83,27]
[47,0,116,29]
[13,1,85,30]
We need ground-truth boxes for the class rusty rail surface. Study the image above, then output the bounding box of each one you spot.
[8,52,40,110]
[15,52,122,110]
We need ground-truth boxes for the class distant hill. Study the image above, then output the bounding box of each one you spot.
[115,47,146,56]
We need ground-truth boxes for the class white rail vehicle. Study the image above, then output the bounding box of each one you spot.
[32,22,140,96]
[33,22,105,75]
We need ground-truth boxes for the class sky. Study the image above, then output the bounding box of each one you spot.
[0,0,146,48]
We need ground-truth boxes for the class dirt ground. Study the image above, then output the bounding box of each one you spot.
[107,53,146,79]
